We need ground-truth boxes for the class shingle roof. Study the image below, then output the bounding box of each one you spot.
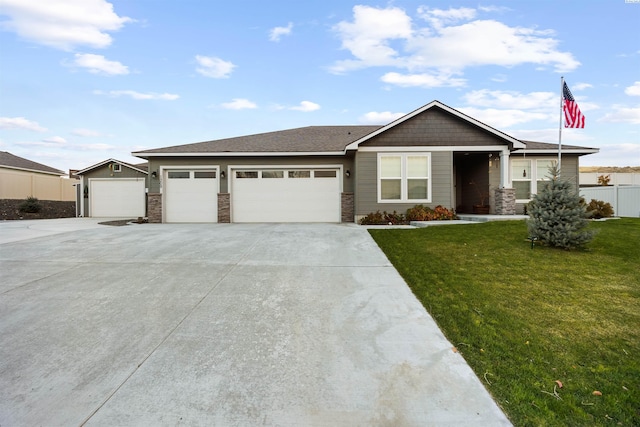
[519,141,597,151]
[133,126,381,156]
[0,151,64,175]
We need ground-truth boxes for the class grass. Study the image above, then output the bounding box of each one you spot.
[369,218,640,426]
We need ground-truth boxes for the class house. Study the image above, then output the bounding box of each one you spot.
[0,151,76,201]
[131,100,598,223]
[75,159,148,218]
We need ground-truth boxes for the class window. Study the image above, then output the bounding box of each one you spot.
[236,171,258,179]
[288,170,311,178]
[168,171,189,179]
[511,158,557,200]
[378,154,431,202]
[314,170,337,178]
[536,160,555,193]
[511,159,531,200]
[262,171,284,178]
[112,164,121,172]
[194,171,216,179]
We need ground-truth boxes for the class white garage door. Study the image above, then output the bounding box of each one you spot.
[164,170,218,223]
[232,169,340,222]
[90,179,146,218]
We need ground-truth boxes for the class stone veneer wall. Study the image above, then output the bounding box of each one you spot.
[494,188,516,215]
[147,193,162,223]
[341,192,354,223]
[218,193,230,223]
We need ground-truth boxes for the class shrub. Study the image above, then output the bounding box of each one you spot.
[18,196,42,213]
[406,204,457,221]
[527,165,595,249]
[359,210,407,225]
[586,199,614,219]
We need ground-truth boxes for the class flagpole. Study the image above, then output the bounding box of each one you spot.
[558,76,564,175]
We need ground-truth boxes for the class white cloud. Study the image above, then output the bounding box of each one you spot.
[75,143,115,151]
[463,89,557,110]
[0,0,133,50]
[269,22,293,42]
[290,101,320,112]
[381,71,466,88]
[195,55,235,78]
[42,136,67,144]
[93,90,179,100]
[72,128,101,137]
[359,111,405,124]
[72,53,129,75]
[0,116,47,132]
[625,82,640,96]
[331,5,413,73]
[330,6,580,79]
[599,105,640,124]
[221,98,258,110]
[572,82,593,91]
[458,107,551,128]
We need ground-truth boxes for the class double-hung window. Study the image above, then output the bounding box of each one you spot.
[378,154,431,203]
[511,158,556,201]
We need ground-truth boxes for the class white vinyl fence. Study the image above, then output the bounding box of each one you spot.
[580,185,640,218]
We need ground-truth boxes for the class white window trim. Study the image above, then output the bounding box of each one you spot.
[511,158,555,202]
[377,153,432,203]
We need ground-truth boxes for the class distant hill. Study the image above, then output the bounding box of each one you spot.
[580,166,640,173]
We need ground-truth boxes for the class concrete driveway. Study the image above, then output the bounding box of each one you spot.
[0,219,511,426]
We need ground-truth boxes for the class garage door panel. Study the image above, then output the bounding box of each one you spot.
[232,169,340,223]
[90,180,145,218]
[164,170,218,223]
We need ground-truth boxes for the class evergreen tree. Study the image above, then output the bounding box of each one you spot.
[527,165,595,249]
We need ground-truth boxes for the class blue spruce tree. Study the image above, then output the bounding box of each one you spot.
[527,165,594,249]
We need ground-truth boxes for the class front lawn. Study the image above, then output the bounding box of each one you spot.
[369,218,640,426]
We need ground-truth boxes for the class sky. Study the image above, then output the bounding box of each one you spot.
[1,0,639,174]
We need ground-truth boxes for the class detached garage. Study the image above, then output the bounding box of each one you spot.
[76,159,148,218]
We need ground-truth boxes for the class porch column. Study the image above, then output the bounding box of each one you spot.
[500,148,511,188]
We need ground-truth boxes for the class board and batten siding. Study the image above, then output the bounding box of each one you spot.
[360,107,507,147]
[355,151,453,217]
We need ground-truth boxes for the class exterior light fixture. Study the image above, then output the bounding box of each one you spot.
[220,170,226,179]
[345,170,351,177]
[151,171,157,178]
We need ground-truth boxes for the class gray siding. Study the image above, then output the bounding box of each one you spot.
[355,151,453,216]
[361,107,508,147]
[148,155,354,193]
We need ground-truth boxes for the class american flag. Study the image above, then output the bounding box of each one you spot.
[563,81,585,128]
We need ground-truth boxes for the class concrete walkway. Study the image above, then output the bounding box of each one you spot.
[0,219,511,426]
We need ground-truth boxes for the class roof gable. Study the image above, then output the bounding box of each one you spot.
[0,151,64,175]
[345,101,526,150]
[76,158,149,175]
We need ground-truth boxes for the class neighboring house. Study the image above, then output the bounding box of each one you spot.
[75,159,148,218]
[132,100,599,223]
[0,151,76,201]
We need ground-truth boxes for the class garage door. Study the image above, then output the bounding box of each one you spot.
[90,179,146,217]
[164,170,218,223]
[232,168,340,222]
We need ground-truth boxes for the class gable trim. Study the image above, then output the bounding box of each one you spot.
[345,100,526,151]
[358,145,511,153]
[133,151,345,158]
[77,158,148,175]
[0,165,64,176]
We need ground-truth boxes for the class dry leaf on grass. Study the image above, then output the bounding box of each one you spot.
[593,390,602,396]
[555,380,563,388]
